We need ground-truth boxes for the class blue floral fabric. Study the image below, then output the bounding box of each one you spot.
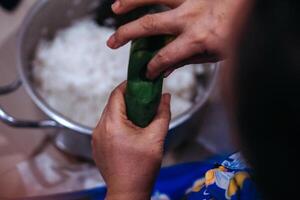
[38,153,260,200]
[152,153,260,200]
[183,153,260,200]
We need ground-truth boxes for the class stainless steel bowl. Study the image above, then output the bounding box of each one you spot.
[0,0,218,159]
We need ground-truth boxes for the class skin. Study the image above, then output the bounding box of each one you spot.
[107,0,245,79]
[92,82,171,200]
[93,0,251,199]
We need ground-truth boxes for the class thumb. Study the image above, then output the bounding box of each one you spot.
[106,81,127,120]
[147,93,171,138]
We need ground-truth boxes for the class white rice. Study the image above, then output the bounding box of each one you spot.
[33,18,203,128]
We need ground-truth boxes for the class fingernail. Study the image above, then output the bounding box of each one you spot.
[112,0,121,12]
[107,34,117,48]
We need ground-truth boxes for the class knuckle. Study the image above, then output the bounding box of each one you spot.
[115,26,127,42]
[140,14,157,32]
[105,119,117,135]
[155,51,171,66]
[191,31,208,44]
[186,31,208,52]
[118,25,127,36]
[177,9,197,24]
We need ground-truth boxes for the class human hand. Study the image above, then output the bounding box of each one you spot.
[92,82,171,200]
[107,0,242,79]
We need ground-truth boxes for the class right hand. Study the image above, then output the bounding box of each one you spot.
[107,0,245,79]
[92,82,171,200]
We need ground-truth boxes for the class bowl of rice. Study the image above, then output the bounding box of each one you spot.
[0,0,218,158]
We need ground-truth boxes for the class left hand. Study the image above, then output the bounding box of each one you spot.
[92,82,171,200]
[107,0,244,79]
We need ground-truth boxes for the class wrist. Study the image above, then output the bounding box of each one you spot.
[105,179,154,200]
[106,190,151,200]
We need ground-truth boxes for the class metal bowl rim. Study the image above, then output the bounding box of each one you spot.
[17,0,219,135]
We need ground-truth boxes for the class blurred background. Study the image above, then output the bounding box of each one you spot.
[0,0,233,199]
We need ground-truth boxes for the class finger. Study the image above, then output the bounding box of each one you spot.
[107,11,179,49]
[147,35,205,79]
[163,53,220,77]
[106,81,127,118]
[147,93,171,137]
[112,0,184,14]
